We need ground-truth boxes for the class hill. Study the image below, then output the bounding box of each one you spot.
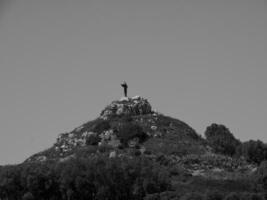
[25,96,257,181]
[25,96,204,163]
[0,96,266,200]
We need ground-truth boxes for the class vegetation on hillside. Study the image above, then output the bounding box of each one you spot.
[1,97,267,199]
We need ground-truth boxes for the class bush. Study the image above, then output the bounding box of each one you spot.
[0,156,171,200]
[144,193,160,200]
[205,124,240,156]
[249,193,264,200]
[160,191,181,200]
[91,119,111,133]
[97,144,113,153]
[86,133,100,145]
[180,192,204,200]
[256,161,267,191]
[117,122,147,146]
[236,140,267,164]
[75,145,98,157]
[224,192,241,200]
[205,190,224,200]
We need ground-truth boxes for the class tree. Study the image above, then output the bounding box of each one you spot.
[117,122,147,146]
[205,124,240,156]
[236,140,267,164]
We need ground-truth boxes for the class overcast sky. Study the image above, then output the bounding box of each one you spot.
[0,0,266,165]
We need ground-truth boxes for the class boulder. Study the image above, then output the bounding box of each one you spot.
[128,137,140,148]
[109,151,117,158]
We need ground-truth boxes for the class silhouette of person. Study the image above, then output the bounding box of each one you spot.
[121,81,128,97]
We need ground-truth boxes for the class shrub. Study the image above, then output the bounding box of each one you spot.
[97,144,113,153]
[117,122,147,146]
[240,193,253,200]
[205,124,240,156]
[249,193,264,200]
[144,138,205,156]
[256,161,267,192]
[224,192,241,200]
[91,119,111,133]
[160,191,181,200]
[144,193,160,200]
[75,145,98,157]
[205,190,224,200]
[86,134,100,145]
[236,140,267,164]
[180,192,204,200]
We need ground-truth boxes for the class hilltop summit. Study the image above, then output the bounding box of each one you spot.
[100,96,153,120]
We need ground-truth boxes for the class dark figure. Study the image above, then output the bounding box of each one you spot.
[121,81,128,97]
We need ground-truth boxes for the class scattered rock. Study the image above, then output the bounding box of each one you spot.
[212,168,223,172]
[36,155,47,162]
[128,137,140,148]
[192,169,205,176]
[109,151,117,158]
[119,97,130,102]
[59,154,75,162]
[140,146,146,154]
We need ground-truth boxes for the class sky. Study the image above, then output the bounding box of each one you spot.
[0,0,266,165]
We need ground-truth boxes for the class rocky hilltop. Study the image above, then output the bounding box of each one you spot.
[26,96,201,162]
[100,96,152,120]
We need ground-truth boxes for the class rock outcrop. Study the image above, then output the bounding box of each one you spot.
[100,96,152,120]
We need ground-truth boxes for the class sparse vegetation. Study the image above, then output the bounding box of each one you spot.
[236,140,267,164]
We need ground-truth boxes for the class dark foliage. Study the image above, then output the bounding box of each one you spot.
[91,119,111,134]
[0,156,171,200]
[256,161,267,192]
[224,192,241,200]
[85,133,101,145]
[205,124,241,156]
[180,192,204,200]
[117,122,147,146]
[205,190,224,200]
[248,193,264,200]
[236,140,267,164]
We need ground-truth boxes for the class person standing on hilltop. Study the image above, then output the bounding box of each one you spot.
[121,81,128,97]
